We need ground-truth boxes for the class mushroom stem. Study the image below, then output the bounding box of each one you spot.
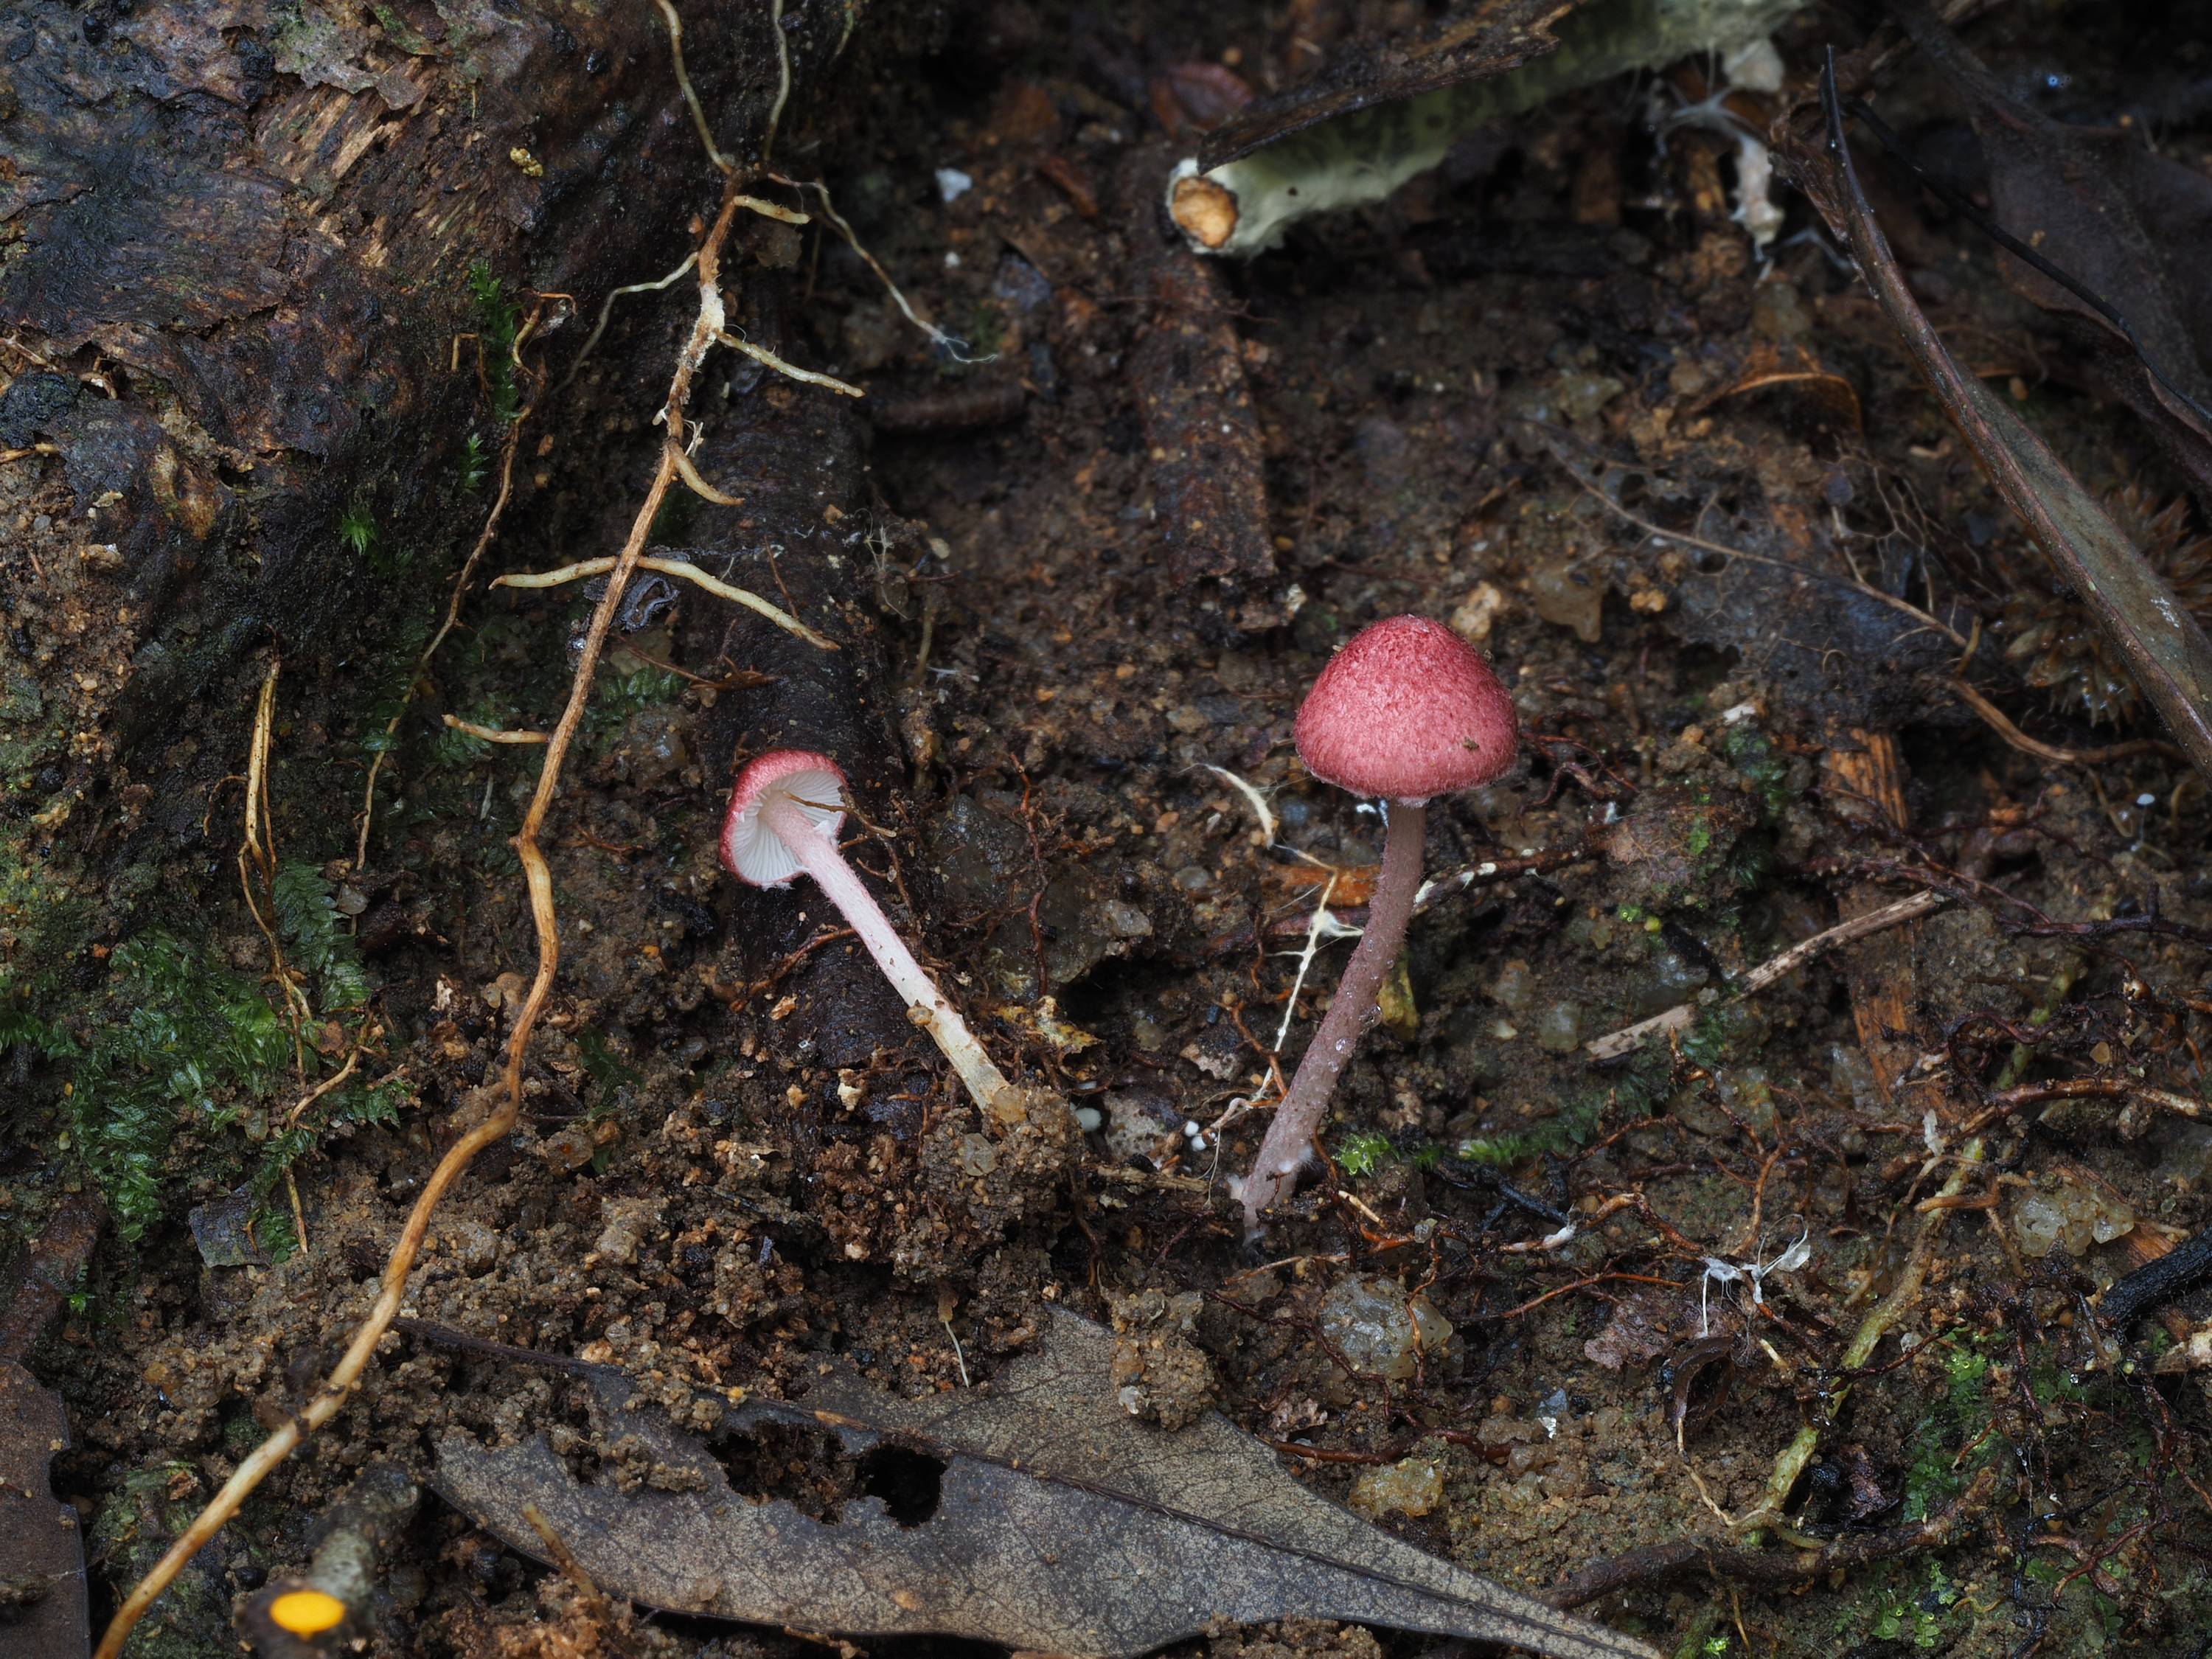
[1240,801,1427,1235]
[759,790,1016,1112]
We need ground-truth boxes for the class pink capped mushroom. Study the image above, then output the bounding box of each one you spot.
[722,749,1017,1113]
[1239,615,1520,1234]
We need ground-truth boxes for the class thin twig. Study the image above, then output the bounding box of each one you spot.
[1274,870,1346,1051]
[652,0,732,173]
[736,194,810,226]
[356,324,539,872]
[492,554,838,651]
[444,714,549,745]
[1202,763,1281,846]
[1585,891,1944,1060]
[523,1504,614,1615]
[672,445,748,505]
[1486,1271,1681,1323]
[283,1048,361,1128]
[1548,1468,1997,1609]
[762,0,791,164]
[715,330,863,396]
[771,175,993,362]
[558,252,695,393]
[237,661,312,1072]
[612,638,771,689]
[282,1169,309,1258]
[1950,679,2183,767]
[1960,1074,2209,1135]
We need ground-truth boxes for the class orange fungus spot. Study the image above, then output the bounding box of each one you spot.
[270,1589,346,1635]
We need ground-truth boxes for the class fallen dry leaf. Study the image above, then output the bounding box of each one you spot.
[1887,2,2212,506]
[1792,61,2212,784]
[433,1310,1656,1659]
[1582,1283,1701,1372]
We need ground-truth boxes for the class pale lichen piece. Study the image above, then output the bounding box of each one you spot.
[1167,0,1807,258]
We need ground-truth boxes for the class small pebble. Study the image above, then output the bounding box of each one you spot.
[956,1133,999,1176]
[2014,1183,2134,1257]
[1350,1455,1444,1518]
[1534,1001,1582,1054]
[1317,1275,1454,1381]
[1489,959,1535,1016]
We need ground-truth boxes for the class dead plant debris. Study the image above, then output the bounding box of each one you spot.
[11,4,2212,1658]
[432,1310,1657,1659]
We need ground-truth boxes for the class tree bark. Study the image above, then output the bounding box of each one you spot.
[0,0,914,962]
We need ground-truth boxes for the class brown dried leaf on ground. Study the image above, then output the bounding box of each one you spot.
[1888,1,2212,504]
[1787,68,2212,783]
[433,1310,1658,1659]
[1582,1282,1701,1371]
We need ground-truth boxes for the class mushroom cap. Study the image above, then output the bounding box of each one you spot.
[1293,614,1518,802]
[720,749,849,888]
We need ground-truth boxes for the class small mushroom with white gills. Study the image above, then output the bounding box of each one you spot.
[722,749,1025,1115]
[1238,616,1520,1237]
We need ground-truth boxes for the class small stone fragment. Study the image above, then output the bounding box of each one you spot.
[616,706,692,788]
[2090,1197,2135,1244]
[1489,959,1535,1016]
[1554,368,1624,422]
[540,1122,598,1173]
[1528,560,1604,643]
[1349,1453,1445,1518]
[1317,1275,1454,1381]
[445,1220,501,1276]
[2014,1184,2135,1258]
[1102,1091,1178,1166]
[1106,1289,1217,1430]
[956,1133,999,1177]
[592,1197,657,1267]
[187,1193,268,1269]
[2012,1192,2061,1257]
[1450,582,1508,643]
[1534,1001,1582,1054]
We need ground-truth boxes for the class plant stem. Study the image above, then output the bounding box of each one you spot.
[1241,801,1426,1236]
[764,793,1015,1112]
[1742,963,2081,1537]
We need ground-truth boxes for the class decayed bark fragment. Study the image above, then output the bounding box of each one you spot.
[1119,148,1277,621]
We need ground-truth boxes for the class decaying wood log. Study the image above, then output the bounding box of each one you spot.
[0,0,931,961]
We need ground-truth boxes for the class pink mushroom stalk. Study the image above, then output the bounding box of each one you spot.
[722,749,1015,1112]
[1239,616,1520,1234]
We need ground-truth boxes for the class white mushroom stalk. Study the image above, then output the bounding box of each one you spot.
[723,750,1015,1113]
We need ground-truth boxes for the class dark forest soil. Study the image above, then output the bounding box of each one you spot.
[13,3,2212,1657]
